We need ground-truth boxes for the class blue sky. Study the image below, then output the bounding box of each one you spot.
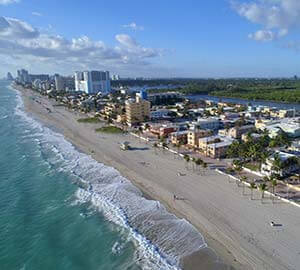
[1,0,300,78]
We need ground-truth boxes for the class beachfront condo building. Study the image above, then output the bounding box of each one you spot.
[125,96,151,126]
[75,70,111,94]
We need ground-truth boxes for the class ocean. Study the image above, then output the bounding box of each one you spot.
[0,81,206,270]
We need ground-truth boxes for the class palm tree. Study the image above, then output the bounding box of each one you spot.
[195,158,202,173]
[234,166,243,186]
[249,183,256,200]
[162,142,168,154]
[191,157,196,171]
[258,183,268,203]
[241,176,248,196]
[153,143,158,155]
[263,176,270,183]
[176,142,181,154]
[184,154,190,170]
[270,179,278,203]
[272,153,283,176]
[260,151,270,170]
[202,162,208,174]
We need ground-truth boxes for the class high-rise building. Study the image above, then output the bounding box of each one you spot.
[125,96,151,126]
[55,75,75,91]
[17,69,30,84]
[74,70,111,94]
[6,72,13,81]
[55,75,65,91]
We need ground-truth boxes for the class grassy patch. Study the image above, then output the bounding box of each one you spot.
[77,117,101,124]
[95,126,124,134]
[244,162,260,172]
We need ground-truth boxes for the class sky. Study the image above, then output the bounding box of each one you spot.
[1,0,300,78]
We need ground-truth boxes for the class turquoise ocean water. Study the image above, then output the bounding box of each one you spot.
[0,81,206,270]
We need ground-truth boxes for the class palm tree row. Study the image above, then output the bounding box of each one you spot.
[229,160,281,203]
[184,154,208,174]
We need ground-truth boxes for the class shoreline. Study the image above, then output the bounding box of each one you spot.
[14,85,239,269]
[14,84,300,270]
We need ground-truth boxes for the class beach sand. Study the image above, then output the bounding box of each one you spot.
[17,86,300,270]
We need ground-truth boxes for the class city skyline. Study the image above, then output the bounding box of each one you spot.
[1,0,300,78]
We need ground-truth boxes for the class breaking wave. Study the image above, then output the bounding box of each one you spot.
[13,88,207,269]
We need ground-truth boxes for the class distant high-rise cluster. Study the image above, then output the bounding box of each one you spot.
[75,71,111,94]
[14,68,112,94]
[16,69,49,85]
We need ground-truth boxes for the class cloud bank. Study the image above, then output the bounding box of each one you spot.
[0,0,19,5]
[0,16,164,76]
[232,0,300,42]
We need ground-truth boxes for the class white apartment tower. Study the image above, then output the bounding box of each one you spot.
[74,70,111,94]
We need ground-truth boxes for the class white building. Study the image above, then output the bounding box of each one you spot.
[190,117,220,131]
[111,74,120,80]
[150,109,170,119]
[75,71,111,94]
[261,151,299,177]
[32,79,42,90]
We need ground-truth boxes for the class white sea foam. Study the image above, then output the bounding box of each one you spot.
[13,88,207,270]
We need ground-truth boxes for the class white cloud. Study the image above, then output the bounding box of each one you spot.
[0,16,164,76]
[0,0,19,5]
[32,12,42,17]
[248,29,276,41]
[122,22,144,31]
[0,17,39,39]
[232,0,300,41]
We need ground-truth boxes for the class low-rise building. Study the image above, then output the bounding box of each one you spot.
[261,151,299,177]
[218,125,255,139]
[190,117,220,131]
[278,109,295,118]
[150,109,170,119]
[187,129,212,148]
[220,112,240,121]
[150,125,177,138]
[148,92,181,105]
[198,135,235,158]
[103,103,123,118]
[256,118,300,138]
[171,131,189,145]
[241,133,263,142]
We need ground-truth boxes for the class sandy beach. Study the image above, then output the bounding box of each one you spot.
[17,86,300,270]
